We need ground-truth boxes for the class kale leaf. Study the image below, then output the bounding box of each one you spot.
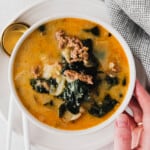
[122,77,126,86]
[30,78,57,94]
[81,39,93,52]
[83,26,100,36]
[38,25,46,33]
[105,75,119,88]
[59,103,67,118]
[58,80,91,114]
[89,94,118,117]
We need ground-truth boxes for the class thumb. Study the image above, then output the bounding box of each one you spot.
[114,114,131,150]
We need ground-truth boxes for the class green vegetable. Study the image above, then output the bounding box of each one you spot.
[44,100,54,106]
[105,75,119,88]
[89,94,118,117]
[108,33,112,37]
[61,57,98,76]
[30,78,57,94]
[30,78,48,93]
[119,93,123,98]
[83,26,100,36]
[94,51,106,60]
[59,103,66,118]
[81,39,93,52]
[38,25,46,33]
[122,77,126,86]
[97,70,104,74]
[58,80,91,114]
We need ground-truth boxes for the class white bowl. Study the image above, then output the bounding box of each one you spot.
[8,13,136,135]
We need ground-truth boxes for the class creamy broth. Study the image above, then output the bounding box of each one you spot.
[13,18,129,130]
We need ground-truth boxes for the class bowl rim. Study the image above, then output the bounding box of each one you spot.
[8,13,136,135]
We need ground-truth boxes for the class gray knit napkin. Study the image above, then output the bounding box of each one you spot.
[105,0,150,91]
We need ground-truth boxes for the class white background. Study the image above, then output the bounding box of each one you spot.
[0,0,112,150]
[0,1,44,150]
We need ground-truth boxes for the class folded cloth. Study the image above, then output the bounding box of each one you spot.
[105,0,150,91]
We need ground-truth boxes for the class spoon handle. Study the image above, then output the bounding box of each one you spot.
[22,113,31,150]
[6,95,14,150]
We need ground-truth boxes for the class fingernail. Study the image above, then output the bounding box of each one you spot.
[116,114,129,128]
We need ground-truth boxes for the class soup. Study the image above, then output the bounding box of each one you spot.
[13,18,129,130]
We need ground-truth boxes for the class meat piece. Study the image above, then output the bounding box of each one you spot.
[70,46,89,63]
[64,70,93,84]
[107,62,121,77]
[55,30,89,64]
[55,30,68,49]
[109,62,120,73]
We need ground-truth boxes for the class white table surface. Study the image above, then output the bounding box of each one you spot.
[0,0,113,149]
[0,1,46,150]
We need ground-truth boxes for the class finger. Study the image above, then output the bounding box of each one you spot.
[114,114,131,150]
[135,81,150,150]
[134,80,150,115]
[140,132,150,150]
[123,112,143,149]
[128,96,143,123]
[123,111,136,130]
[131,127,143,149]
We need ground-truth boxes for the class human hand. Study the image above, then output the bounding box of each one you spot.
[114,80,150,150]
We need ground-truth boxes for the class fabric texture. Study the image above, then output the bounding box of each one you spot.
[105,0,150,90]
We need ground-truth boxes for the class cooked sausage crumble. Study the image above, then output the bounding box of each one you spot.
[56,30,89,64]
